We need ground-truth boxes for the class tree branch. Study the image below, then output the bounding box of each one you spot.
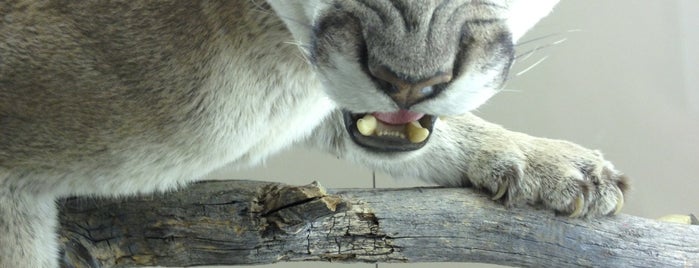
[58,180,699,268]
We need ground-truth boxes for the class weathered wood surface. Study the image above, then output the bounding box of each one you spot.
[58,180,699,268]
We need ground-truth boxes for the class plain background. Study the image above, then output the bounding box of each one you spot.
[204,1,699,267]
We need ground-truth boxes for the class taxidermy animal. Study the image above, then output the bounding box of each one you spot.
[0,0,627,267]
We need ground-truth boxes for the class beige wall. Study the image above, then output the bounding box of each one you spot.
[205,1,698,267]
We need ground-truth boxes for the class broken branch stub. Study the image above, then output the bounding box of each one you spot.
[257,181,349,234]
[58,181,353,267]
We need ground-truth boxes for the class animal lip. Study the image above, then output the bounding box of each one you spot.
[342,110,436,152]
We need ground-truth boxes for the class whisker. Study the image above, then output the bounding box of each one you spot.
[249,0,269,11]
[515,29,581,46]
[283,40,313,64]
[249,0,315,30]
[515,38,567,61]
[515,56,549,77]
[497,88,522,93]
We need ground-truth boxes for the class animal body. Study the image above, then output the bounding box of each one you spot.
[0,0,627,267]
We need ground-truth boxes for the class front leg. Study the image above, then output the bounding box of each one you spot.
[0,190,60,268]
[308,111,628,218]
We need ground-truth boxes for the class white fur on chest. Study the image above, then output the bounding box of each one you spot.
[201,46,334,170]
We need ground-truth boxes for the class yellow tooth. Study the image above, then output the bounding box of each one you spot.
[357,114,377,136]
[406,121,429,143]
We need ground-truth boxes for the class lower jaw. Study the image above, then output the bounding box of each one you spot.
[342,111,436,152]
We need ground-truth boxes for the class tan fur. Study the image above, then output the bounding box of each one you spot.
[0,1,625,267]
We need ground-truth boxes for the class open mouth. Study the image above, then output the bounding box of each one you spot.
[343,110,437,152]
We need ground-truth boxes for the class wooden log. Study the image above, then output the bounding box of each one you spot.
[57,180,699,268]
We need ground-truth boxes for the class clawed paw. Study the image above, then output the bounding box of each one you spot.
[471,138,629,218]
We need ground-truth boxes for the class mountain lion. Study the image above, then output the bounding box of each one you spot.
[0,0,627,267]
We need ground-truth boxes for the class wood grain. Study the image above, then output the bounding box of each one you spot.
[58,180,699,267]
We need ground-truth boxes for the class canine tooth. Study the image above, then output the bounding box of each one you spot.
[357,114,377,136]
[406,121,429,143]
[408,120,423,129]
[409,128,429,143]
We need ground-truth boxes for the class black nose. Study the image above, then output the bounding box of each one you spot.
[369,66,452,108]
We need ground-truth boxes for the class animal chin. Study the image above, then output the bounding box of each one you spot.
[342,109,437,152]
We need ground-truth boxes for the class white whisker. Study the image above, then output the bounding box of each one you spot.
[551,37,568,46]
[515,38,566,61]
[283,40,312,64]
[498,88,523,93]
[516,29,581,46]
[515,56,548,76]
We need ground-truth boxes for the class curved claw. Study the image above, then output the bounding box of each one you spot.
[491,180,509,201]
[569,195,585,218]
[613,190,624,215]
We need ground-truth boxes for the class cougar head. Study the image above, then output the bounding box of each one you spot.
[268,0,559,152]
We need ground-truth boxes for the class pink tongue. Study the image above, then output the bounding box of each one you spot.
[372,110,424,125]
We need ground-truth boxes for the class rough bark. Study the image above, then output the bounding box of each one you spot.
[58,180,699,268]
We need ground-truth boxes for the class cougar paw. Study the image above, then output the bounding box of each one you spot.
[474,139,629,218]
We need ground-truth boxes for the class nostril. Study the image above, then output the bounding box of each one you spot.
[426,82,450,98]
[368,66,406,89]
[420,85,435,96]
[379,80,400,94]
[368,65,452,108]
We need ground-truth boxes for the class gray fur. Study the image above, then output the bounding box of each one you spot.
[0,0,625,267]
